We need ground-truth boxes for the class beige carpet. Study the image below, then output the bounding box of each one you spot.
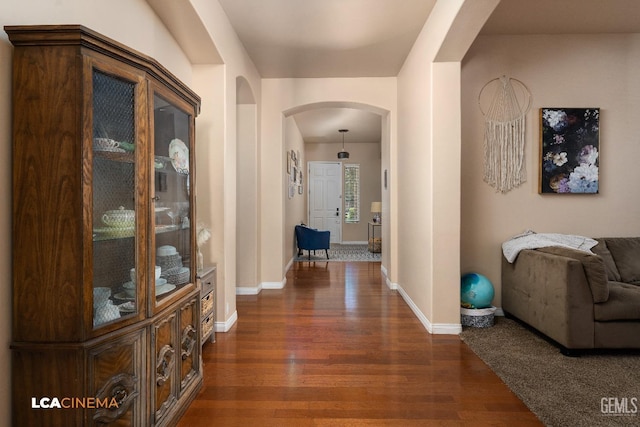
[460,317,640,427]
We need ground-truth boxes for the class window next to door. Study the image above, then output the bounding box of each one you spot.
[344,164,360,223]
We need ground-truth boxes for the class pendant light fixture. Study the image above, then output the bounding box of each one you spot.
[337,129,350,159]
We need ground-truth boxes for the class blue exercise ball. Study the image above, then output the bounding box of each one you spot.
[461,273,495,309]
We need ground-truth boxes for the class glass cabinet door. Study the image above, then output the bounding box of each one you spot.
[152,92,194,306]
[91,69,141,329]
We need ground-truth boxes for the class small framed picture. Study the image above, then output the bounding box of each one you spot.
[287,151,291,174]
[298,185,303,195]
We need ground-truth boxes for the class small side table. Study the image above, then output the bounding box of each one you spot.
[368,222,381,253]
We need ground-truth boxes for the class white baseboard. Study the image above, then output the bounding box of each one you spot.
[236,278,287,295]
[215,310,237,332]
[236,286,260,295]
[380,264,398,290]
[262,279,286,290]
[381,265,461,334]
[395,284,462,334]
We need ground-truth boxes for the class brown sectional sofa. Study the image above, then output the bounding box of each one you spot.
[502,237,640,354]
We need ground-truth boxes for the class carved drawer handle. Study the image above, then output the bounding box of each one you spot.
[181,325,197,360]
[93,373,139,424]
[156,345,175,387]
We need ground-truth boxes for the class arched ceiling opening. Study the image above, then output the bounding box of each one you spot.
[285,102,386,145]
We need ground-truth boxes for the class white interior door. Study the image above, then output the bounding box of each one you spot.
[308,162,342,243]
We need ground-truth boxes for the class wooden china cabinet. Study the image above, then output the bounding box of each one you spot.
[8,25,203,426]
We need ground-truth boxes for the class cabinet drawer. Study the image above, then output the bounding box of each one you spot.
[201,314,213,344]
[199,266,216,294]
[201,292,214,316]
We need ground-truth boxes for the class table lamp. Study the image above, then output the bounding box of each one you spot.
[371,201,381,223]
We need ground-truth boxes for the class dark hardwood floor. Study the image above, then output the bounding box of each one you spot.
[178,261,541,426]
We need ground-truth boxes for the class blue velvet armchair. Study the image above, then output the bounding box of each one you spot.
[295,224,330,260]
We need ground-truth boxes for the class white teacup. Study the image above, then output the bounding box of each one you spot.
[130,266,161,283]
[93,138,120,150]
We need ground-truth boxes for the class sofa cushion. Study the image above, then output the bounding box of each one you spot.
[536,246,609,303]
[594,282,640,321]
[592,239,622,282]
[602,238,640,284]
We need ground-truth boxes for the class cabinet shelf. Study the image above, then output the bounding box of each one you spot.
[92,225,188,242]
[94,149,135,163]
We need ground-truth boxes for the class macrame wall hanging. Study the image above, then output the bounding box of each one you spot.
[478,76,532,193]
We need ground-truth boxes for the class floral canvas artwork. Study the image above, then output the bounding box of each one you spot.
[540,108,600,194]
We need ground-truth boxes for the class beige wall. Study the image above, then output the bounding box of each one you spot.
[306,142,382,242]
[189,0,262,325]
[461,33,640,308]
[236,103,258,287]
[284,117,306,263]
[396,0,498,332]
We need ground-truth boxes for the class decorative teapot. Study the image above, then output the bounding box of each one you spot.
[102,206,135,228]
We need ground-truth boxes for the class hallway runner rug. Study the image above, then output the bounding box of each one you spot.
[295,243,381,262]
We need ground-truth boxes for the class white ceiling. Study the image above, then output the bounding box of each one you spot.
[214,0,640,145]
[218,0,436,78]
[292,108,382,145]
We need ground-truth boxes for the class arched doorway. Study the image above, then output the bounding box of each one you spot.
[282,101,391,266]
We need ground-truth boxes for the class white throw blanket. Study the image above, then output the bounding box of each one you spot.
[502,231,598,263]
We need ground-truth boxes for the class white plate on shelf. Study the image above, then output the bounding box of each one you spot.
[118,301,136,313]
[113,291,134,301]
[122,278,167,290]
[156,284,176,297]
[169,138,189,174]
